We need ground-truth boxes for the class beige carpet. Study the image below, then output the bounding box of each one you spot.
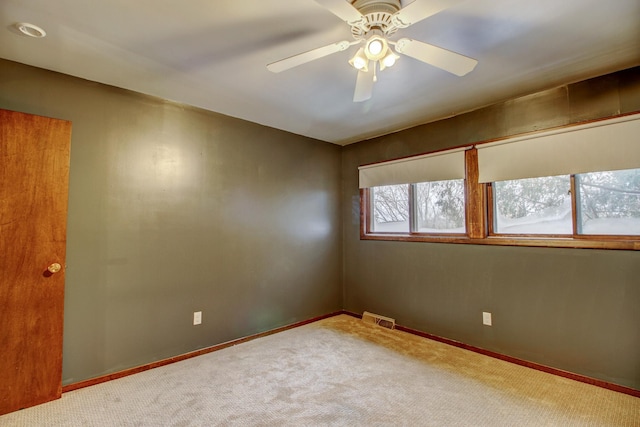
[2,314,639,426]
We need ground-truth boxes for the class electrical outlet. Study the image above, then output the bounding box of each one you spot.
[482,312,492,326]
[193,311,202,325]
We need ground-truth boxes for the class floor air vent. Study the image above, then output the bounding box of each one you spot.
[362,311,395,330]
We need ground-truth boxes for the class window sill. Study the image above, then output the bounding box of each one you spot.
[360,233,640,250]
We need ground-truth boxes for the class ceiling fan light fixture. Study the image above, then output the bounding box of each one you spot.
[380,51,399,70]
[353,57,368,70]
[367,39,383,56]
[267,0,479,103]
[349,47,369,72]
[364,35,388,60]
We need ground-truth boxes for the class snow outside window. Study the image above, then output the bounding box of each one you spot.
[576,168,640,235]
[493,175,572,235]
[492,168,640,236]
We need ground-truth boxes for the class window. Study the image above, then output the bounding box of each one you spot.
[370,184,409,233]
[490,169,640,237]
[360,147,468,237]
[415,180,466,233]
[360,113,640,249]
[492,175,572,235]
[368,180,466,235]
[576,168,640,235]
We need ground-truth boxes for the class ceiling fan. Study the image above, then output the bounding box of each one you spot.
[267,0,478,102]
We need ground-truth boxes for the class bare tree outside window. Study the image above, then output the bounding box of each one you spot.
[370,180,465,233]
[371,184,409,232]
[415,180,465,232]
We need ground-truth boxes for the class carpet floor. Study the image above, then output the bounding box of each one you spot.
[1,314,639,426]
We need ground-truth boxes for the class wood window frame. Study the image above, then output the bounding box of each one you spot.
[361,148,640,250]
[363,182,468,240]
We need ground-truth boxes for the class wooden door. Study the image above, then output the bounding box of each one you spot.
[0,109,71,415]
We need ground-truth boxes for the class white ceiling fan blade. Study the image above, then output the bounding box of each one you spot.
[267,41,351,73]
[353,68,374,102]
[394,0,463,27]
[395,38,477,76]
[314,0,364,23]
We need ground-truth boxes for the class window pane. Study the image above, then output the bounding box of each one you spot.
[576,168,640,235]
[415,180,466,233]
[493,175,572,234]
[371,184,409,232]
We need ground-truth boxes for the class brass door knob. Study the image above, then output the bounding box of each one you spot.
[47,263,62,274]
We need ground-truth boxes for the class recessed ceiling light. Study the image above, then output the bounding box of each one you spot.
[15,22,47,38]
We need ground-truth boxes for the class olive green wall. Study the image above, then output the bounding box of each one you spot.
[0,59,342,385]
[342,67,640,390]
[2,57,639,391]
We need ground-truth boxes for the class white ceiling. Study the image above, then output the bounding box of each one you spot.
[1,0,639,145]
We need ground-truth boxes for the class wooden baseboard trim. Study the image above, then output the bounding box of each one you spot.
[62,311,343,393]
[395,324,638,397]
[343,311,639,397]
[342,310,362,319]
[63,309,639,398]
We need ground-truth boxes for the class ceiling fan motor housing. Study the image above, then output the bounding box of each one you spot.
[350,0,402,38]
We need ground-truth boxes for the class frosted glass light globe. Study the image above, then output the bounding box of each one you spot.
[383,54,397,68]
[367,39,383,56]
[353,57,367,70]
